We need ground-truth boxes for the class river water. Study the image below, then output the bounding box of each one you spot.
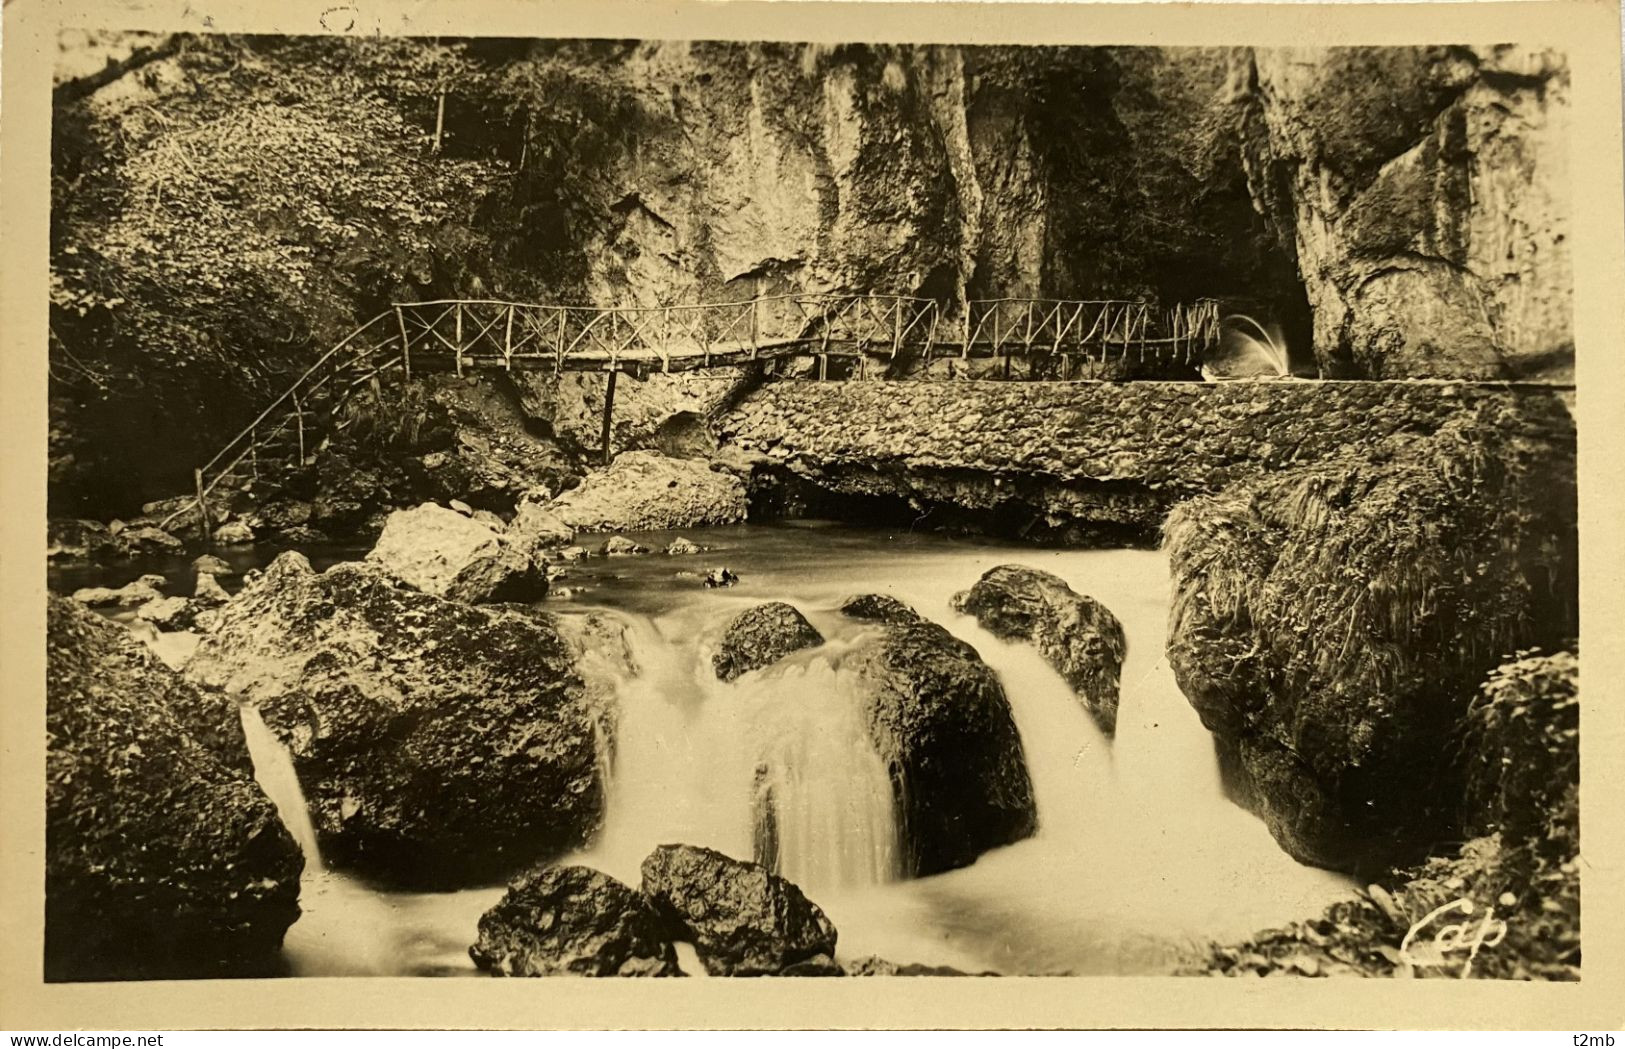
[63,523,1352,976]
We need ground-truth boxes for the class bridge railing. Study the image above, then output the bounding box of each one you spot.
[159,311,404,531]
[391,293,947,373]
[962,298,1221,363]
[165,292,1224,535]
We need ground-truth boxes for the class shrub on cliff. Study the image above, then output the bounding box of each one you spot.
[1164,400,1576,871]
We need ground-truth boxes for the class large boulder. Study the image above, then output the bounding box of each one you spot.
[838,593,923,626]
[47,518,117,562]
[72,573,168,609]
[1165,402,1577,871]
[366,502,548,604]
[470,865,679,977]
[45,595,303,980]
[1238,47,1570,379]
[712,602,824,682]
[547,451,748,533]
[135,594,196,631]
[505,502,574,560]
[184,552,605,886]
[951,565,1126,736]
[640,845,836,976]
[848,619,1037,875]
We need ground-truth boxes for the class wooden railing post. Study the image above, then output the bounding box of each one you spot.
[600,368,618,466]
[194,468,211,543]
[454,302,464,377]
[293,393,305,463]
[555,310,567,374]
[504,304,515,372]
[396,306,412,380]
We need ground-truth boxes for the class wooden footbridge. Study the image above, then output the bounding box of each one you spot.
[163,293,1220,532]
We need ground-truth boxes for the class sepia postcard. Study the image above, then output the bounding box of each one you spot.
[2,0,1623,1032]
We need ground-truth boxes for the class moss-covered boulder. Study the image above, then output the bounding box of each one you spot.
[184,552,604,886]
[46,595,303,981]
[1165,401,1577,871]
[951,565,1126,736]
[712,601,825,682]
[849,619,1037,876]
[838,593,923,626]
[1189,648,1579,981]
[470,865,679,977]
[640,844,836,976]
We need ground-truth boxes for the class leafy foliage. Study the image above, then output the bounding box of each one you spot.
[49,34,650,512]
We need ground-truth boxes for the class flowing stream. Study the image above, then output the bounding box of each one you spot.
[223,524,1350,976]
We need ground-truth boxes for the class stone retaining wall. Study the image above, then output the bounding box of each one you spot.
[715,379,1574,539]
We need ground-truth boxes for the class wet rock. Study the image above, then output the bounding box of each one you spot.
[599,535,651,557]
[838,593,923,626]
[849,619,1037,875]
[113,525,184,559]
[640,844,837,976]
[257,500,314,535]
[192,554,235,577]
[559,545,590,561]
[449,499,475,516]
[951,565,1127,736]
[780,953,844,977]
[1164,408,1577,870]
[193,572,232,607]
[184,553,603,886]
[712,602,823,682]
[213,520,255,545]
[366,502,547,604]
[278,525,331,545]
[47,518,116,562]
[136,595,195,631]
[72,573,167,609]
[665,537,703,556]
[704,567,739,589]
[470,865,679,977]
[843,956,995,976]
[548,451,747,533]
[45,595,302,980]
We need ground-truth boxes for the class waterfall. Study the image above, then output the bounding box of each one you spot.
[744,656,899,890]
[572,619,899,897]
[235,529,1351,977]
[239,704,322,867]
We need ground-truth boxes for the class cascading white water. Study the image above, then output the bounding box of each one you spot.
[239,705,322,866]
[232,526,1352,977]
[571,622,899,897]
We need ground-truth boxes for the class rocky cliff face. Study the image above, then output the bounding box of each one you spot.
[1237,46,1571,379]
[50,38,1572,517]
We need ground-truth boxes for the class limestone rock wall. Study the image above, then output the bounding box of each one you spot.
[1238,46,1572,379]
